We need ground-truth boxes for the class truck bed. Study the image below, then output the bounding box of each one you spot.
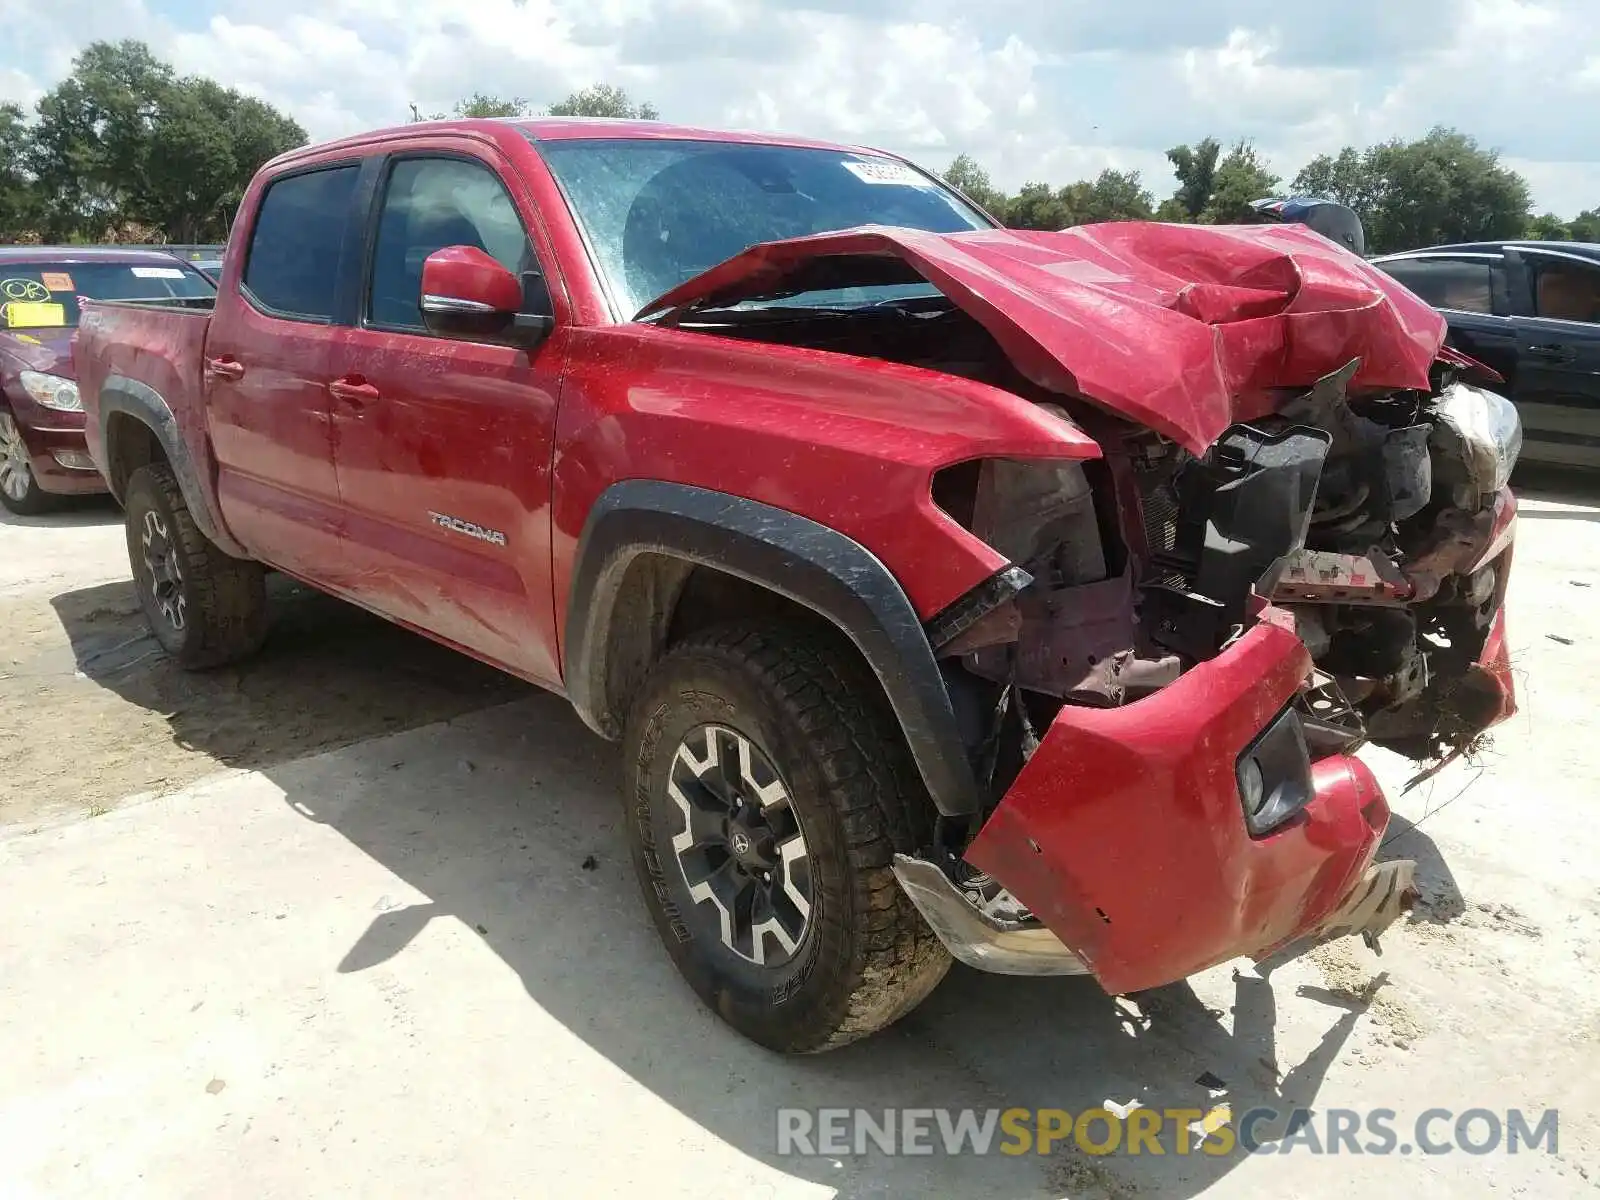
[74,298,214,494]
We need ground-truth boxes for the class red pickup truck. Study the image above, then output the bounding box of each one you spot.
[74,118,1521,1053]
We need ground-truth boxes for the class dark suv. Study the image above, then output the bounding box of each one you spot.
[1373,242,1600,470]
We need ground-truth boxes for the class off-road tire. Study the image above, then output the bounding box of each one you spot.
[624,621,951,1053]
[123,463,268,669]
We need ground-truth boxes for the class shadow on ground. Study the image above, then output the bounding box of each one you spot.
[46,576,531,778]
[0,495,123,530]
[48,580,1450,1198]
[1512,464,1600,513]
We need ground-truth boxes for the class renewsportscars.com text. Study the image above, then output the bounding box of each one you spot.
[776,1106,1559,1158]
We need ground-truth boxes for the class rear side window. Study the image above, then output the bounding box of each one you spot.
[242,165,360,322]
[1530,259,1600,323]
[1379,257,1501,315]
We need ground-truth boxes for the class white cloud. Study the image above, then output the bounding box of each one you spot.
[0,0,1595,216]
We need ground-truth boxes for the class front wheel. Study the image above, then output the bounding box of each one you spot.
[0,410,58,516]
[123,463,269,669]
[623,622,950,1053]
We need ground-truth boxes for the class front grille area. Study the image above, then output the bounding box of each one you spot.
[1134,457,1193,588]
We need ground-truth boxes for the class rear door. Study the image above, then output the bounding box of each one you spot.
[1374,251,1520,383]
[1505,247,1600,468]
[326,144,566,686]
[205,161,366,576]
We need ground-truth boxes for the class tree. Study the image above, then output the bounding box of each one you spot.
[26,40,304,241]
[1165,137,1221,221]
[1291,128,1530,254]
[453,93,533,118]
[1568,209,1600,242]
[1293,146,1381,214]
[547,84,659,120]
[1526,212,1572,240]
[1199,141,1279,224]
[0,103,40,240]
[1006,181,1072,231]
[1059,169,1155,224]
[942,153,1007,218]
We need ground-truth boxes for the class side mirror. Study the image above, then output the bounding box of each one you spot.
[420,246,553,347]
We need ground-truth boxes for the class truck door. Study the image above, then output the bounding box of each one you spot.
[204,162,363,577]
[1506,248,1600,469]
[326,147,565,686]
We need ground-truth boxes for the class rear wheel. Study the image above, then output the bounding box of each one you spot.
[0,411,57,516]
[623,621,950,1053]
[123,463,269,669]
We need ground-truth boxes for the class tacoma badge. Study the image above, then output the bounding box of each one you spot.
[427,511,507,546]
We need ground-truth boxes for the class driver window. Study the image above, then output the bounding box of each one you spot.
[367,156,533,331]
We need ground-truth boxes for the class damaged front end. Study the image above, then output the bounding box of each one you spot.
[912,356,1515,988]
[646,221,1518,991]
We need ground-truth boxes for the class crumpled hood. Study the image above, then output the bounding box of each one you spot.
[638,222,1447,454]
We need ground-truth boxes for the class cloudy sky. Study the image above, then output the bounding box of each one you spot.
[1,0,1596,217]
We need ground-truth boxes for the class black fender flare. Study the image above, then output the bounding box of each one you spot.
[565,480,980,818]
[98,374,247,558]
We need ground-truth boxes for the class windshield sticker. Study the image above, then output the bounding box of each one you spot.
[843,160,934,188]
[131,266,186,279]
[40,271,74,292]
[4,301,66,327]
[1,278,51,303]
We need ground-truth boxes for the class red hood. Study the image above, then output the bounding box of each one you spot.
[639,223,1447,454]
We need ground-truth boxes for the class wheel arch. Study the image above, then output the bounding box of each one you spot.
[563,480,981,819]
[98,376,247,558]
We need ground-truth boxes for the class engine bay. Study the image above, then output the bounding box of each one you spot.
[682,297,1522,799]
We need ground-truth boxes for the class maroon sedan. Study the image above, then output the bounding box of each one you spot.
[0,247,214,514]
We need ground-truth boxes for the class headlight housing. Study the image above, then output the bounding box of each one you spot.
[19,371,82,413]
[1432,382,1522,500]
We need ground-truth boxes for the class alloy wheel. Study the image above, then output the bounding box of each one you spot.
[0,413,31,504]
[140,508,187,632]
[667,723,813,967]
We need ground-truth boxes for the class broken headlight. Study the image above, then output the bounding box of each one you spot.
[1431,383,1522,502]
[1237,706,1314,836]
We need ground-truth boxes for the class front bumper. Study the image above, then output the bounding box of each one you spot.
[961,617,1394,994]
[4,393,105,496]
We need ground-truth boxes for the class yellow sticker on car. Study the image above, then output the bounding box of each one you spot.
[4,301,67,327]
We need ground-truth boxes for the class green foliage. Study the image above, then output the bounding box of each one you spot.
[1199,142,1279,224]
[452,93,534,118]
[1526,213,1572,240]
[0,103,40,240]
[18,39,306,242]
[1291,128,1531,253]
[1165,138,1222,221]
[547,84,659,120]
[942,153,1007,217]
[950,126,1578,252]
[1564,209,1600,243]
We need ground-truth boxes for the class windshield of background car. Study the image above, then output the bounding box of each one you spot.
[538,138,993,318]
[0,261,215,330]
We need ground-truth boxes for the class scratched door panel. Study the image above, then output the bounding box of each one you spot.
[327,334,561,683]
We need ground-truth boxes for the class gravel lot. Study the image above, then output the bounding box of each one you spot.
[2,479,1598,1199]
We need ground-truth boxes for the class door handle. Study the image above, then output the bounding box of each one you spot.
[328,377,381,406]
[204,356,245,382]
[1526,343,1576,363]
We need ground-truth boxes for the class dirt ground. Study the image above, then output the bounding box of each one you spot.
[0,503,530,826]
[2,477,1599,1199]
